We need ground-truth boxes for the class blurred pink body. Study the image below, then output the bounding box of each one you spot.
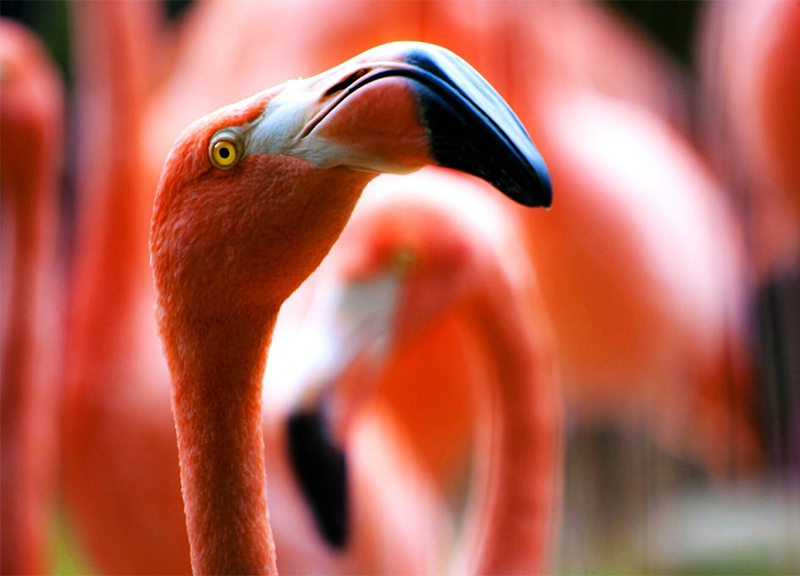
[0,20,64,575]
[61,3,190,573]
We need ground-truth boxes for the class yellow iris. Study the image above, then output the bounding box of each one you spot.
[209,131,241,170]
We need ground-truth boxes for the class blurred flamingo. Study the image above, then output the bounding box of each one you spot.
[0,19,64,575]
[293,0,691,494]
[270,169,563,573]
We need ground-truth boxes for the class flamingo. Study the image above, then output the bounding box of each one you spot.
[268,168,563,574]
[149,41,551,575]
[0,19,64,575]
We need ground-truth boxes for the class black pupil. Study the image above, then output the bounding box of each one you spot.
[219,146,231,159]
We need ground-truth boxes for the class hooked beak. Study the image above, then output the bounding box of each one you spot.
[247,42,551,208]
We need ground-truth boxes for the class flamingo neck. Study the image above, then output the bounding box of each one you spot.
[1,146,58,576]
[459,279,561,575]
[166,309,280,575]
[70,0,154,340]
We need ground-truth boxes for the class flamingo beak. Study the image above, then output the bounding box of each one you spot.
[246,42,551,208]
[368,42,553,208]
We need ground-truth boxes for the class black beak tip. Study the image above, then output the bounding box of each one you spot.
[502,152,553,209]
[398,43,553,209]
[524,164,553,209]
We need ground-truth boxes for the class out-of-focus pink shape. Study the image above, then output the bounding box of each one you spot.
[700,0,800,279]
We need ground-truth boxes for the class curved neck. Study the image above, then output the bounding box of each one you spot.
[165,309,280,575]
[458,273,562,575]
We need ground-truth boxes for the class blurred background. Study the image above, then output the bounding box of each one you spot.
[1,1,798,574]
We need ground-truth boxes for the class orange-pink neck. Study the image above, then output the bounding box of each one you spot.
[165,309,279,575]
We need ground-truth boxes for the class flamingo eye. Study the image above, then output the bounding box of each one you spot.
[209,130,242,170]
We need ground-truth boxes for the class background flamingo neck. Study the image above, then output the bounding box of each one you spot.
[1,125,60,576]
[460,280,561,575]
[167,310,280,575]
[70,0,154,339]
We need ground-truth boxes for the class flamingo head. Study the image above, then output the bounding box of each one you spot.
[151,41,550,319]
